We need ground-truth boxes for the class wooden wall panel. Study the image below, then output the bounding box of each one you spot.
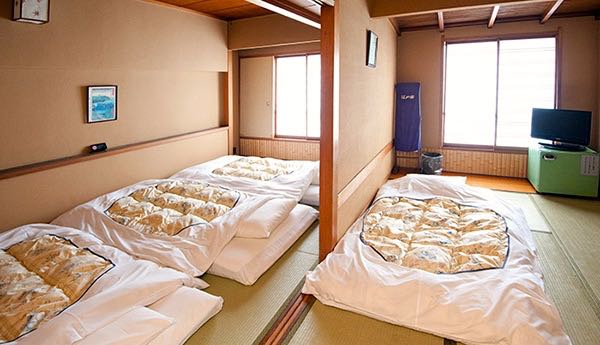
[239,137,320,160]
[396,148,528,177]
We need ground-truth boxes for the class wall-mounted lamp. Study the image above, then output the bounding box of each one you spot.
[13,0,50,24]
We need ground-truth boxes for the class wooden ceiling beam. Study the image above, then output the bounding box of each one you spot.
[245,0,321,28]
[369,0,548,18]
[437,11,445,32]
[541,0,564,24]
[488,5,500,28]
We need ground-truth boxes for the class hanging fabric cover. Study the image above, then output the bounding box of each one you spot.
[395,83,421,152]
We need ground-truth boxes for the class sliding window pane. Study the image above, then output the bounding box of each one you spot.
[306,55,321,138]
[444,41,497,146]
[276,56,307,137]
[496,38,556,147]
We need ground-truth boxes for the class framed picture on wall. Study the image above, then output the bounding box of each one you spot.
[87,85,118,123]
[13,0,50,24]
[366,30,378,68]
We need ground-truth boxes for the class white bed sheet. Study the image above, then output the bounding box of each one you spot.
[209,204,319,285]
[170,155,318,201]
[75,307,173,345]
[76,287,223,345]
[148,286,223,345]
[302,176,570,345]
[1,224,206,345]
[52,178,278,277]
[300,184,319,207]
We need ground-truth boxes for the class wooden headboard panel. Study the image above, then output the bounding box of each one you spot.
[0,127,229,231]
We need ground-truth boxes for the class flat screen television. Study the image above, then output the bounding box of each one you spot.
[531,108,591,151]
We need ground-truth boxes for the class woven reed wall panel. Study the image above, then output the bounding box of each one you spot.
[239,138,320,161]
[396,148,527,178]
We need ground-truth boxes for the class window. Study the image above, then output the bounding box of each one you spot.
[275,54,321,139]
[443,37,556,148]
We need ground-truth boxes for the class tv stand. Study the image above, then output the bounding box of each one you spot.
[539,141,586,152]
[528,145,599,197]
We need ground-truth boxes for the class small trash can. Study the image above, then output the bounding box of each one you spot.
[420,152,443,175]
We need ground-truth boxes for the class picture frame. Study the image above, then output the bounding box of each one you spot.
[87,85,118,123]
[13,0,50,24]
[366,30,378,68]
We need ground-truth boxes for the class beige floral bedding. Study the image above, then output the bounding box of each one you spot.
[212,157,297,181]
[106,180,240,236]
[361,197,508,274]
[0,235,113,343]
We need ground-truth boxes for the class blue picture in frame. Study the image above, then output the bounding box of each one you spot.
[87,85,117,123]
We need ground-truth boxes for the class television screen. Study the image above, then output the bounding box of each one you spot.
[531,108,591,146]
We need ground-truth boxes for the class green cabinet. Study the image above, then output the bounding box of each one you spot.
[528,145,599,197]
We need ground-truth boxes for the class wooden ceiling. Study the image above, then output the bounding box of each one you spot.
[154,0,320,21]
[391,0,600,32]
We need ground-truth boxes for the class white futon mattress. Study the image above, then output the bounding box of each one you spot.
[209,204,318,285]
[303,175,570,345]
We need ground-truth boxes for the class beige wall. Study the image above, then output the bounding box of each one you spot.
[0,0,228,170]
[0,130,228,231]
[336,0,397,234]
[0,0,230,230]
[228,14,320,50]
[239,57,274,138]
[337,0,396,191]
[397,17,600,151]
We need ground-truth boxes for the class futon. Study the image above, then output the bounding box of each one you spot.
[0,224,222,345]
[170,155,318,201]
[302,175,571,345]
[51,178,282,277]
[209,203,318,285]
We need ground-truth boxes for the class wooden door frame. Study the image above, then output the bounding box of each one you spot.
[318,3,339,261]
[258,3,339,344]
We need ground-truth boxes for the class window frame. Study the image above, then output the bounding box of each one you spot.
[441,32,560,152]
[274,52,321,141]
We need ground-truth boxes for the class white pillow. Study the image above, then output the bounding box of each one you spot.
[311,163,320,185]
[236,198,297,238]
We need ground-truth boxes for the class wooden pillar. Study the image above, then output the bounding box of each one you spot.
[319,3,340,261]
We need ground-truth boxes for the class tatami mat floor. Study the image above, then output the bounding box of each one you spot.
[185,222,319,345]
